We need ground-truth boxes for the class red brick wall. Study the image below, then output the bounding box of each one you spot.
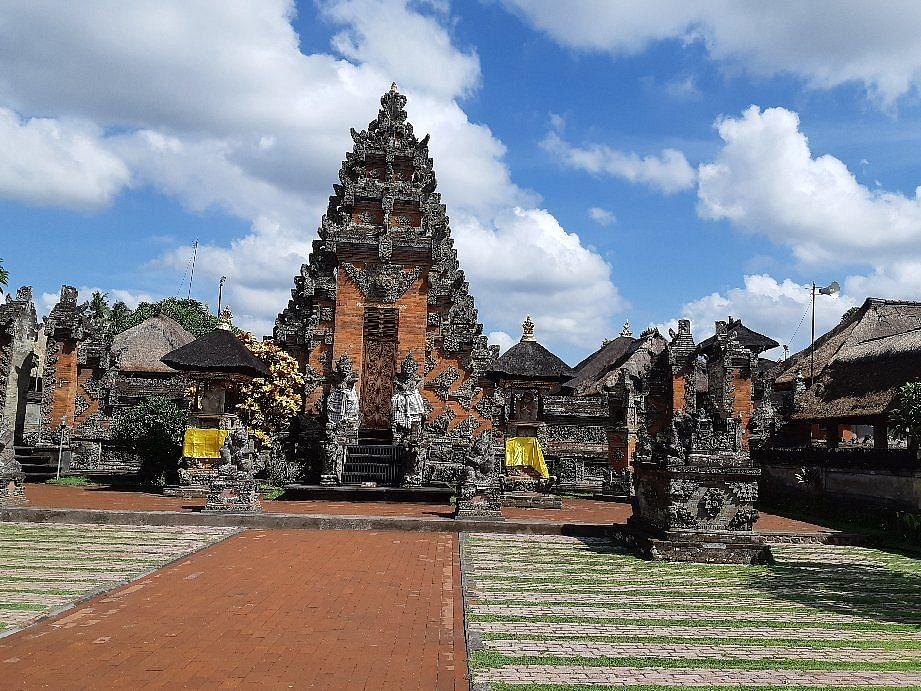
[50,342,77,427]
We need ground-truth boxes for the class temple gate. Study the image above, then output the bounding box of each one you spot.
[275,84,497,490]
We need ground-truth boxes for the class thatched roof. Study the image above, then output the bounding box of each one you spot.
[488,339,574,381]
[573,335,636,376]
[697,318,779,357]
[567,330,668,396]
[111,315,194,374]
[161,327,270,378]
[776,298,921,422]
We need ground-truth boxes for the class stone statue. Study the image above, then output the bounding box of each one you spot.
[0,422,28,506]
[326,354,360,426]
[391,352,425,441]
[321,354,360,486]
[204,424,261,514]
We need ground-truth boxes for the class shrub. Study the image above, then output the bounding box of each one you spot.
[891,382,921,450]
[111,396,187,488]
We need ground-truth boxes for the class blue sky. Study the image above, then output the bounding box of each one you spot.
[3,1,921,362]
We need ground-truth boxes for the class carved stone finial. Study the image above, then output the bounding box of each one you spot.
[390,81,398,93]
[218,306,233,330]
[620,320,633,338]
[400,351,420,378]
[521,314,535,342]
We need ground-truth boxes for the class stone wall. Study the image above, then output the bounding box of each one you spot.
[757,448,921,510]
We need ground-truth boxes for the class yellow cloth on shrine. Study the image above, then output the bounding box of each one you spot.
[505,437,549,479]
[182,428,229,459]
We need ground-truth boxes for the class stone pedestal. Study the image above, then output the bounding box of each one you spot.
[0,425,27,507]
[500,466,561,509]
[620,522,772,564]
[455,480,503,520]
[0,467,27,507]
[203,465,262,514]
[628,455,772,564]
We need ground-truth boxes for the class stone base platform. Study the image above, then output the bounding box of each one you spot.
[284,484,454,503]
[163,484,209,498]
[621,520,774,565]
[501,491,562,509]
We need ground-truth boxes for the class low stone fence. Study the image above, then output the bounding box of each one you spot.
[754,447,921,511]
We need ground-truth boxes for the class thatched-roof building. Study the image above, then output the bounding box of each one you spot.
[773,298,921,447]
[487,315,574,383]
[111,315,193,375]
[161,327,269,379]
[697,317,779,358]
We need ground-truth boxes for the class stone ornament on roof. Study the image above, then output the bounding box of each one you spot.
[521,314,536,342]
[218,306,233,330]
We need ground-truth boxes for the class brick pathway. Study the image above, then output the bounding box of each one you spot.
[22,483,831,532]
[0,529,467,690]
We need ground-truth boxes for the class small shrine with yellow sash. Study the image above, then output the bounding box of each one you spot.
[487,316,574,509]
[160,309,270,511]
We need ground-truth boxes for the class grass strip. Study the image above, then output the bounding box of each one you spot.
[468,613,921,633]
[477,632,921,650]
[469,651,921,672]
[0,602,47,612]
[486,685,921,691]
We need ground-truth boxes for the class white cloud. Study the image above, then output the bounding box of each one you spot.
[488,330,515,355]
[542,130,695,194]
[0,1,622,354]
[0,108,129,209]
[587,206,616,226]
[663,274,860,358]
[502,1,921,106]
[697,105,921,269]
[453,207,625,356]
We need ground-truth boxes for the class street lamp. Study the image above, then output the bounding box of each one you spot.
[811,281,840,385]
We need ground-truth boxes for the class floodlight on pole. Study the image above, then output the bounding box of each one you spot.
[811,281,840,386]
[217,276,227,315]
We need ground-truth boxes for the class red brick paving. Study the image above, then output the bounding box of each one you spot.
[22,483,832,533]
[0,529,467,690]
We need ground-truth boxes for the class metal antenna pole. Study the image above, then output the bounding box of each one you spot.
[187,240,199,299]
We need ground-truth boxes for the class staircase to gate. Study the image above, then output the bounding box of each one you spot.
[343,444,405,486]
[14,446,58,482]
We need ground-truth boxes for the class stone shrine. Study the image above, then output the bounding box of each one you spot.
[625,320,772,564]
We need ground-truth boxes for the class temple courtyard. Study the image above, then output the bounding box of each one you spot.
[1,491,919,689]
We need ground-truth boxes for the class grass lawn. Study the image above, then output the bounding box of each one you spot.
[463,533,921,689]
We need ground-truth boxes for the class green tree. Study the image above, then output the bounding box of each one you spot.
[891,382,921,453]
[111,396,187,488]
[0,258,8,294]
[89,291,110,322]
[119,297,219,336]
[110,301,132,333]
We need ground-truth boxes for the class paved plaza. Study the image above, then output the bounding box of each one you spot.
[0,522,234,634]
[463,533,921,689]
[0,509,918,688]
[1,528,466,689]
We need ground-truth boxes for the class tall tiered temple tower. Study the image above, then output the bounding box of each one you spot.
[275,84,497,487]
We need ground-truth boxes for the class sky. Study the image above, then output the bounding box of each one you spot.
[3,1,921,363]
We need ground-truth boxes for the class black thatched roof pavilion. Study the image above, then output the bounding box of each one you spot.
[161,324,270,379]
[487,315,574,382]
[696,317,779,357]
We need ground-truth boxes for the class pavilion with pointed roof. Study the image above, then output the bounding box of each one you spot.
[487,315,575,383]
